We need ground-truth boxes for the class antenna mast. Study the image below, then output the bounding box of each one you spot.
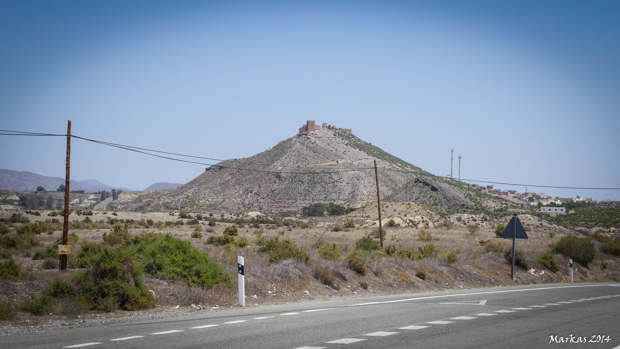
[450,149,453,179]
[458,155,462,181]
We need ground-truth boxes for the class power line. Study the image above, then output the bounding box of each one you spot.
[2,129,618,191]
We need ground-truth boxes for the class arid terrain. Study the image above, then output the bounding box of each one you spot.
[1,206,618,335]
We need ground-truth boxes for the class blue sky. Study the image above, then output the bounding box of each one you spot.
[1,0,619,200]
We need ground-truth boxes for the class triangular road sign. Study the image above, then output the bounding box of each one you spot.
[500,215,528,239]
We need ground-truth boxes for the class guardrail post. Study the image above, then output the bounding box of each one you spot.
[238,256,245,307]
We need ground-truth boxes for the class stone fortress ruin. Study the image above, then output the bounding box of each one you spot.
[298,120,352,134]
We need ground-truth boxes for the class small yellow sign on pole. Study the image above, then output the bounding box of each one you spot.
[58,245,72,255]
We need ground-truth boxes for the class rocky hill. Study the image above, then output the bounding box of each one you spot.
[118,125,524,216]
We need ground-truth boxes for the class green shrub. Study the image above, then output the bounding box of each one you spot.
[504,249,528,270]
[0,301,16,320]
[547,231,556,238]
[1,233,40,250]
[48,211,59,217]
[440,249,460,264]
[494,223,506,238]
[55,232,79,246]
[600,241,620,257]
[46,278,74,297]
[70,246,154,312]
[179,209,189,219]
[355,235,381,251]
[224,225,238,236]
[103,223,130,246]
[318,243,342,260]
[437,222,453,229]
[10,213,29,223]
[467,225,480,235]
[0,222,10,235]
[191,231,203,239]
[331,225,343,232]
[208,218,216,226]
[256,236,310,264]
[0,257,23,279]
[343,220,355,229]
[0,251,11,259]
[33,244,59,260]
[129,233,233,288]
[386,219,397,227]
[69,240,107,268]
[19,294,54,315]
[418,230,432,242]
[235,237,249,248]
[550,234,596,267]
[419,243,439,258]
[480,240,507,255]
[206,234,235,246]
[533,253,559,272]
[347,249,370,275]
[300,222,310,229]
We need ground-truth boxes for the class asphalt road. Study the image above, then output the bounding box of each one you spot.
[2,283,619,349]
[94,198,113,211]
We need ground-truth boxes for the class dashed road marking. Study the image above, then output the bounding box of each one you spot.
[512,307,532,310]
[295,347,326,349]
[110,336,144,341]
[63,343,102,348]
[475,313,498,316]
[399,325,430,330]
[225,320,248,324]
[427,320,453,325]
[450,316,477,320]
[495,310,515,313]
[530,305,546,308]
[255,316,274,320]
[557,301,573,304]
[281,312,300,316]
[365,331,399,337]
[151,330,183,335]
[192,324,218,329]
[544,303,561,306]
[327,338,366,344]
[303,308,334,313]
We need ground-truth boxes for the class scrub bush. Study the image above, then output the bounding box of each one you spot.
[550,234,596,267]
[533,253,559,272]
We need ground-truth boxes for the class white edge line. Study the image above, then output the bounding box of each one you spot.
[63,343,102,348]
[151,330,183,335]
[302,308,334,312]
[192,324,219,329]
[280,312,300,316]
[225,320,248,324]
[110,336,144,341]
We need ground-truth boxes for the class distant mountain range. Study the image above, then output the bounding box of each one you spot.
[0,169,135,192]
[144,182,183,191]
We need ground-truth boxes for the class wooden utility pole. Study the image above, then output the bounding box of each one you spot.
[374,160,383,249]
[60,120,71,271]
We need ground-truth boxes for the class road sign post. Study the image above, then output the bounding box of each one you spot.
[500,214,528,280]
[569,258,573,283]
[238,256,245,307]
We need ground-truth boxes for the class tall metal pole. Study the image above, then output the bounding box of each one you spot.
[374,160,383,249]
[510,214,516,280]
[458,155,462,181]
[450,149,453,179]
[61,120,71,271]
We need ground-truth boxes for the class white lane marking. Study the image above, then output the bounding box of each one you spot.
[63,344,102,348]
[151,330,183,335]
[303,308,334,313]
[327,338,366,344]
[254,316,274,320]
[544,303,561,306]
[440,300,487,306]
[110,336,144,341]
[225,320,248,324]
[495,310,515,313]
[530,305,547,308]
[365,331,399,336]
[192,324,219,329]
[399,325,430,330]
[295,347,326,349]
[427,320,453,325]
[450,316,477,320]
[571,299,585,302]
[347,284,608,307]
[475,313,498,316]
[281,312,300,316]
[557,301,573,304]
[512,307,533,310]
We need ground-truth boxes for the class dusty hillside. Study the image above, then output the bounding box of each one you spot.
[118,127,523,215]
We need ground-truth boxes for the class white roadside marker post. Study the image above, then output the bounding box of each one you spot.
[569,258,573,283]
[238,256,245,307]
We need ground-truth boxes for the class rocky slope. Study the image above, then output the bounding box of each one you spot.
[118,127,524,215]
